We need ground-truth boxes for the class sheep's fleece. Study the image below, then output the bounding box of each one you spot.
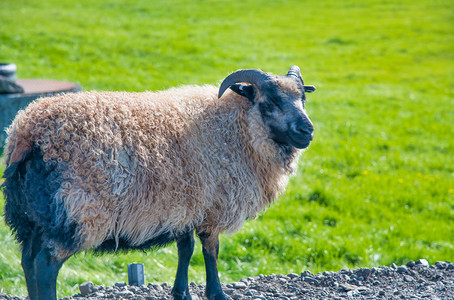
[4,83,305,259]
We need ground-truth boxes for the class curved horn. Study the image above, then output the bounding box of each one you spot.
[287,65,304,84]
[218,69,273,98]
[287,65,316,93]
[287,65,302,78]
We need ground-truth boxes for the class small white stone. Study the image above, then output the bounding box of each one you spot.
[416,259,429,266]
[232,281,247,289]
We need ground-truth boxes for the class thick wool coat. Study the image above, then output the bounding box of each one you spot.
[4,84,301,259]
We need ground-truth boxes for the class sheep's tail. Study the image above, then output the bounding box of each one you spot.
[3,134,33,173]
[1,141,34,246]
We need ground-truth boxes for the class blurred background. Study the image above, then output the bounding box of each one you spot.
[0,0,453,297]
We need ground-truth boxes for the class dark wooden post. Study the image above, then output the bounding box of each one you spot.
[128,263,145,286]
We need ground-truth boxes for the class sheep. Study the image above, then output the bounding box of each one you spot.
[1,65,316,300]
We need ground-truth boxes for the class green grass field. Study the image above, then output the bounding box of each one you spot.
[1,0,453,297]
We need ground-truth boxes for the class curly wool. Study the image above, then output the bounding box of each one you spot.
[5,84,302,258]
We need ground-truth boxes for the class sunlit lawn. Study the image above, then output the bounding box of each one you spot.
[0,0,453,297]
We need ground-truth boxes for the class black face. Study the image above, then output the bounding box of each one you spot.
[258,80,314,149]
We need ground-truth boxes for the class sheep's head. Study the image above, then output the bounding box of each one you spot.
[218,66,316,149]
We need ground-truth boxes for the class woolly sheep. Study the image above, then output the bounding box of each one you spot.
[1,66,316,300]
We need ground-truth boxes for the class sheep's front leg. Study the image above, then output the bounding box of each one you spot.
[172,231,195,300]
[198,232,228,300]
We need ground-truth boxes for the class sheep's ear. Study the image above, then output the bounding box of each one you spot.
[230,84,256,103]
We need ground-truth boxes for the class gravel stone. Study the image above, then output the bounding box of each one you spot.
[303,276,319,286]
[278,277,287,284]
[117,290,134,297]
[406,261,416,268]
[78,282,94,296]
[433,261,445,269]
[224,289,235,295]
[114,282,127,288]
[231,281,247,289]
[416,259,430,267]
[152,284,163,292]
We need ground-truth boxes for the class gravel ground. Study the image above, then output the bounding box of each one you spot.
[1,259,452,300]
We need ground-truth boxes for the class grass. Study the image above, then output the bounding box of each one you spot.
[1,0,453,297]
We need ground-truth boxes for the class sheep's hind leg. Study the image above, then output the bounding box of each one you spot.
[172,231,195,300]
[34,246,69,300]
[198,232,228,300]
[21,227,41,300]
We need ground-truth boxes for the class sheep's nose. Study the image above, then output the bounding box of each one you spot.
[291,119,314,137]
[295,125,313,137]
[289,120,314,149]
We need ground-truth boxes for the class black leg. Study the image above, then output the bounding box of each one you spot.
[172,231,195,300]
[21,228,41,300]
[34,247,67,300]
[198,232,228,300]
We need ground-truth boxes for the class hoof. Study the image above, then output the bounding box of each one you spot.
[172,288,192,300]
[206,291,229,300]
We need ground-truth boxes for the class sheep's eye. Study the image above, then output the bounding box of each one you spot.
[301,94,307,108]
